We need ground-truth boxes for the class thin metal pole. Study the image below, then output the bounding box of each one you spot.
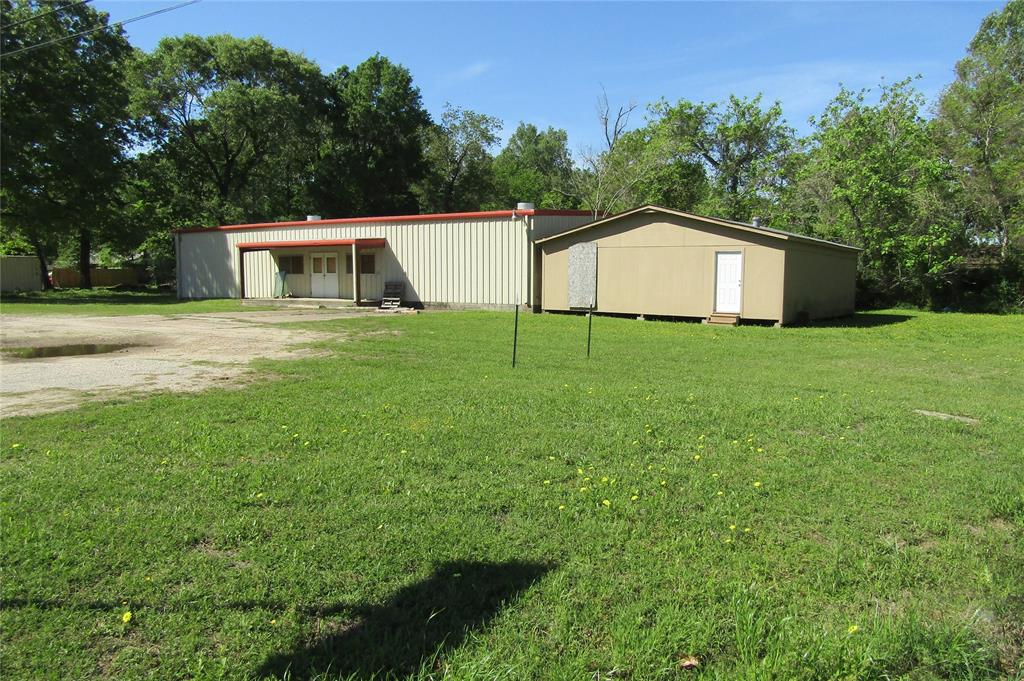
[586,307,593,358]
[512,300,520,368]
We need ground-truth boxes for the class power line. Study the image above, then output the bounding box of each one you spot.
[1,0,200,59]
[1,0,94,31]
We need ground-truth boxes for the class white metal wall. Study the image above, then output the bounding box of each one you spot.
[178,214,591,304]
[242,250,275,298]
[1,256,43,292]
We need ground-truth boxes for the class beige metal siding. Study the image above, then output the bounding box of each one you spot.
[179,214,591,304]
[0,256,42,292]
[242,250,275,298]
[541,213,787,321]
[782,245,858,323]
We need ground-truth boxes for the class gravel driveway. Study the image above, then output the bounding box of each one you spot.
[0,310,365,417]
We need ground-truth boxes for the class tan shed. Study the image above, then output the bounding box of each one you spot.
[536,205,860,326]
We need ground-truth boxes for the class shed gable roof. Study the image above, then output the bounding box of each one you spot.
[535,205,861,252]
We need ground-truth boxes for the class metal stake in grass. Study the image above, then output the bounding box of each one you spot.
[586,298,595,358]
[512,295,520,368]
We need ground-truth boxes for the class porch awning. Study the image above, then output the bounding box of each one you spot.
[236,238,386,250]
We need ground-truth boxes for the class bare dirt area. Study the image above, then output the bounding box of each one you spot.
[0,310,365,417]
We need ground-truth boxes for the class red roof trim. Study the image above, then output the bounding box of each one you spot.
[237,238,387,250]
[175,209,593,234]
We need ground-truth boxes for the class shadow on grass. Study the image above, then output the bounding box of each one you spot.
[0,291,178,306]
[258,560,550,680]
[806,312,914,328]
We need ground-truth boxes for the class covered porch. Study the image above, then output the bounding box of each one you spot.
[237,238,386,303]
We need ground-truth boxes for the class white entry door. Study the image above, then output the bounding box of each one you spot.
[714,252,743,314]
[310,253,339,298]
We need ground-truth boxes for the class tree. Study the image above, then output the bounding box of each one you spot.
[934,0,1023,262]
[416,104,501,213]
[653,94,794,221]
[130,34,328,227]
[783,80,966,305]
[486,123,575,209]
[561,92,664,218]
[311,55,431,217]
[1,0,134,288]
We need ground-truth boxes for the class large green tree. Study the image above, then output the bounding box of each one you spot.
[416,104,501,213]
[1,0,134,287]
[310,55,431,217]
[653,94,794,221]
[486,123,575,209]
[934,0,1023,262]
[782,80,966,305]
[130,34,327,227]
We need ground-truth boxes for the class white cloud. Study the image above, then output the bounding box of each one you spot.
[452,61,492,80]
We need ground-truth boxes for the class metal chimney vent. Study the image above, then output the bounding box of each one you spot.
[752,216,762,228]
[306,215,322,222]
[516,202,535,211]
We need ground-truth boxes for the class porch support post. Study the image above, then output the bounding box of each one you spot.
[351,242,360,303]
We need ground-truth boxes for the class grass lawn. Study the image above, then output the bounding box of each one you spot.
[0,288,266,315]
[1,310,1022,680]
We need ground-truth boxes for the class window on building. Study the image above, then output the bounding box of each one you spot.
[345,254,353,274]
[278,255,304,274]
[359,253,376,274]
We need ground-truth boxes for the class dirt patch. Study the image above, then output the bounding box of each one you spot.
[913,409,980,425]
[0,309,369,417]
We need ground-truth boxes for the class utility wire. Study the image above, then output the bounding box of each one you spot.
[1,0,94,31]
[1,0,200,58]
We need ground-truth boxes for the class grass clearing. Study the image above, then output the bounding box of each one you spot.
[0,288,268,315]
[2,310,1022,679]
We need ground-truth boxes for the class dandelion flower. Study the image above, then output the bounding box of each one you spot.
[724,538,732,544]
[602,499,611,507]
[729,524,736,531]
[601,476,609,483]
[693,454,701,461]
[743,527,751,533]
[271,618,278,625]
[712,473,719,479]
[717,491,724,496]
[558,505,566,511]
[400,449,407,454]
[543,480,551,485]
[548,456,556,461]
[577,468,584,475]
[631,495,639,501]
[660,480,667,486]
[122,611,132,623]
[753,481,762,488]
[847,625,859,634]
[11,443,22,449]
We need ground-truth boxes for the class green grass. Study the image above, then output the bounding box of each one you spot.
[0,288,267,315]
[2,310,1022,680]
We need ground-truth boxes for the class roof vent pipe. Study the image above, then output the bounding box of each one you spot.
[752,216,762,228]
[306,215,322,222]
[516,202,535,211]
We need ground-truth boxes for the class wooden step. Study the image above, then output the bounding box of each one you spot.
[706,313,740,326]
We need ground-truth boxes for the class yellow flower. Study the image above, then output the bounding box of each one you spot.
[753,481,762,488]
[847,624,860,634]
[543,480,551,485]
[631,495,639,501]
[743,527,751,533]
[577,468,584,475]
[400,449,407,454]
[712,473,719,479]
[558,505,566,511]
[122,611,132,623]
[729,524,737,531]
[270,618,278,625]
[693,454,701,461]
[11,443,22,449]
[548,456,556,461]
[756,447,764,453]
[717,491,724,496]
[579,487,589,493]
[660,480,667,486]
[724,538,733,544]
[602,499,611,507]
[601,476,609,483]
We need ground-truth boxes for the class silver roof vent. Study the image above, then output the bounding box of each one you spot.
[306,215,322,222]
[752,216,762,228]
[516,202,535,211]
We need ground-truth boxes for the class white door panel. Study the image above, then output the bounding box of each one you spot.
[715,252,742,314]
[310,252,339,298]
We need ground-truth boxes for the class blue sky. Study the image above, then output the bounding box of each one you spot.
[94,1,1001,151]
